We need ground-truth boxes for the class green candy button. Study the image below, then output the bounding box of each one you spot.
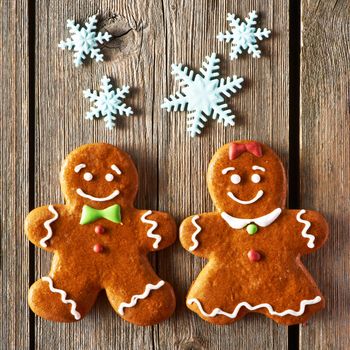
[246,224,258,235]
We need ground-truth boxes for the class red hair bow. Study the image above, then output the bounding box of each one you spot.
[229,142,263,160]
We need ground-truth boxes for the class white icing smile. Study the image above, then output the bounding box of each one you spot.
[227,190,264,204]
[76,188,120,202]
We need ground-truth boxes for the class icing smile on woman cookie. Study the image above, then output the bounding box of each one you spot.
[227,189,264,204]
[222,164,265,205]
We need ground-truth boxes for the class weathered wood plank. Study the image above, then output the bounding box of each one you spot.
[300,0,350,349]
[0,1,30,349]
[35,1,158,349]
[157,1,290,349]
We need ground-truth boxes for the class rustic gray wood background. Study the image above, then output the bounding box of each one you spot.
[1,0,349,349]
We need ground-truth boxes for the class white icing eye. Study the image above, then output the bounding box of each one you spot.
[105,173,114,182]
[230,174,241,184]
[251,174,261,183]
[83,172,93,181]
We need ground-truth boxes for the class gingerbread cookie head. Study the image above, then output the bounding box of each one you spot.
[207,141,287,218]
[60,143,138,209]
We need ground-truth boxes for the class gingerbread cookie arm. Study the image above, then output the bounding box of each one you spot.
[180,213,226,258]
[138,210,177,252]
[290,209,329,254]
[25,205,64,251]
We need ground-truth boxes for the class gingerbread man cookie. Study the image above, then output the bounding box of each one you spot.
[180,141,328,325]
[26,143,176,325]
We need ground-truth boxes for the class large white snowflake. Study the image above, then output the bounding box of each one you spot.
[161,53,243,137]
[58,15,112,67]
[83,75,133,129]
[217,10,271,59]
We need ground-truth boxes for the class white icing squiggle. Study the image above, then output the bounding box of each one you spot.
[296,210,315,248]
[188,296,321,318]
[40,205,59,247]
[189,215,202,251]
[118,280,165,315]
[42,276,81,320]
[141,210,161,249]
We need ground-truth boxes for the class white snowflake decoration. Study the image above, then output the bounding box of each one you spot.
[58,15,112,67]
[161,53,243,137]
[217,10,271,59]
[83,75,133,129]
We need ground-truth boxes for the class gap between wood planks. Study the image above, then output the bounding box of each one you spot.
[28,0,36,349]
[288,0,301,349]
[26,1,303,349]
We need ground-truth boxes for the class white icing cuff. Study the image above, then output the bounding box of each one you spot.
[40,205,59,247]
[118,280,165,315]
[189,215,202,251]
[141,210,161,249]
[296,209,316,248]
[42,276,81,320]
[188,296,321,318]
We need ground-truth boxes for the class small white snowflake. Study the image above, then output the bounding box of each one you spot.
[217,10,271,59]
[83,76,133,129]
[161,53,243,137]
[58,15,112,67]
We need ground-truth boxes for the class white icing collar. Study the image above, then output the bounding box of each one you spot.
[221,208,282,229]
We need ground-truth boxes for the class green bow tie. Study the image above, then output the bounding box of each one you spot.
[80,204,122,225]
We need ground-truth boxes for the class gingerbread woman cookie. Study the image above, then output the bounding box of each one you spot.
[26,143,176,325]
[180,141,328,325]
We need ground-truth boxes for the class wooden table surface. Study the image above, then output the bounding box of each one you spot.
[1,1,349,349]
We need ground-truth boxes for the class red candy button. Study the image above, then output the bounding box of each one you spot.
[94,225,105,234]
[247,249,261,262]
[93,244,104,253]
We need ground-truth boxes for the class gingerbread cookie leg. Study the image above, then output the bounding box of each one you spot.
[28,266,100,322]
[264,298,324,325]
[186,263,250,325]
[106,267,176,326]
[259,264,325,325]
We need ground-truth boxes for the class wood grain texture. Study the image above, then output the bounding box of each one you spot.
[300,0,350,349]
[0,1,30,349]
[5,0,342,348]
